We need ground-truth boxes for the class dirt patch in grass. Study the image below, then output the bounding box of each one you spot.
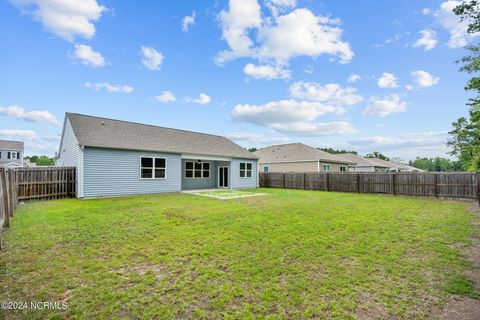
[434,204,480,320]
[113,263,168,280]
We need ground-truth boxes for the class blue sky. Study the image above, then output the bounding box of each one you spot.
[0,0,477,161]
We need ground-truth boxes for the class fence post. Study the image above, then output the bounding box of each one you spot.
[303,173,306,190]
[8,170,15,217]
[477,172,480,206]
[392,173,396,196]
[434,173,438,199]
[283,173,285,188]
[357,173,360,193]
[326,173,330,191]
[67,169,71,197]
[1,169,9,228]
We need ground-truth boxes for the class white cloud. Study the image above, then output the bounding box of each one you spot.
[348,74,361,83]
[11,0,106,41]
[411,70,439,88]
[413,29,438,51]
[258,8,353,64]
[422,8,431,15]
[72,44,106,67]
[216,1,353,65]
[303,65,314,74]
[0,129,37,140]
[347,131,449,157]
[182,11,195,32]
[232,79,362,136]
[155,91,176,103]
[405,85,414,91]
[289,81,363,106]
[377,72,398,88]
[231,99,356,136]
[270,121,357,136]
[362,94,407,117]
[226,132,290,145]
[374,33,401,47]
[193,93,211,105]
[140,46,164,70]
[265,0,297,16]
[232,99,338,126]
[217,0,262,63]
[0,105,61,126]
[85,82,133,93]
[435,1,480,48]
[243,63,290,80]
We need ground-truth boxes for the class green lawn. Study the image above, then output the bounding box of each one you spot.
[0,189,478,319]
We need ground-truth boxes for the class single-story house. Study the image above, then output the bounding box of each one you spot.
[55,113,259,198]
[335,153,423,172]
[364,157,424,172]
[0,139,24,168]
[254,143,355,173]
[335,153,391,172]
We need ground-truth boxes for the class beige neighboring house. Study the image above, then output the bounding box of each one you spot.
[0,139,24,168]
[254,143,355,173]
[336,153,424,172]
[335,153,391,172]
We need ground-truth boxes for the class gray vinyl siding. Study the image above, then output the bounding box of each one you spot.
[0,149,23,166]
[56,118,80,168]
[83,147,181,197]
[55,118,80,193]
[230,159,258,189]
[181,160,218,190]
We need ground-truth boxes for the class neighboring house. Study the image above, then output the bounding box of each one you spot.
[23,158,37,167]
[0,139,24,168]
[335,153,391,172]
[336,153,424,172]
[254,143,354,173]
[365,157,424,172]
[55,113,258,198]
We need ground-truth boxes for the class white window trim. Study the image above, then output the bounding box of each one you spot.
[263,165,269,173]
[184,161,211,179]
[139,156,167,180]
[240,162,253,179]
[323,164,331,172]
[340,165,347,172]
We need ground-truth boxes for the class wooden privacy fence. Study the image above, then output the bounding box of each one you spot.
[259,172,480,203]
[1,166,76,250]
[16,167,76,201]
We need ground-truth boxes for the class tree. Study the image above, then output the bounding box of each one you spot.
[318,148,358,154]
[248,147,258,152]
[364,151,389,161]
[25,155,54,166]
[447,1,480,171]
[409,157,460,172]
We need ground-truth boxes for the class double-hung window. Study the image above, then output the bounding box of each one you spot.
[340,166,347,172]
[140,157,166,179]
[240,162,253,178]
[323,164,331,172]
[185,161,210,178]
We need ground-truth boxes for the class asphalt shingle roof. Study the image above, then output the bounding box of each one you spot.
[254,143,354,164]
[335,153,390,168]
[66,113,257,159]
[0,139,24,150]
